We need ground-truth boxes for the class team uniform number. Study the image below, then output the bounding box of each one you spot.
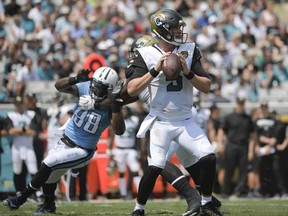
[166,76,183,92]
[73,108,102,134]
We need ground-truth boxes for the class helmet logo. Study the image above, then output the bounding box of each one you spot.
[154,17,162,26]
[154,12,165,26]
[139,41,146,47]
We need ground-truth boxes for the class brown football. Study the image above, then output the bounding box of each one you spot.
[162,53,182,80]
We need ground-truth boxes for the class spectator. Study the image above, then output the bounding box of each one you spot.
[241,25,256,46]
[196,5,209,30]
[55,6,71,35]
[3,43,25,98]
[259,0,279,33]
[28,0,43,31]
[20,10,36,34]
[15,56,38,97]
[37,58,54,81]
[4,0,21,17]
[174,0,194,17]
[7,15,26,43]
[259,61,281,89]
[272,55,288,83]
[69,20,85,41]
[41,0,55,15]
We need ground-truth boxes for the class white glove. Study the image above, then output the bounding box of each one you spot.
[79,95,95,110]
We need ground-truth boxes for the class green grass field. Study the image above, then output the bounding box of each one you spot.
[1,198,288,216]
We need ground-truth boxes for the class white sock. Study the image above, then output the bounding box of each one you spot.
[133,176,141,191]
[134,202,145,211]
[201,195,212,206]
[119,177,127,197]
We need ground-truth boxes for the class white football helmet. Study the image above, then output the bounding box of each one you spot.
[90,66,119,101]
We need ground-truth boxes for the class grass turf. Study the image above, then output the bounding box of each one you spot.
[1,198,288,215]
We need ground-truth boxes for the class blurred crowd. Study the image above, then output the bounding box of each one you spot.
[0,0,287,103]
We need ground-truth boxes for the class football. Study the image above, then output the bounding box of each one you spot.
[162,53,182,80]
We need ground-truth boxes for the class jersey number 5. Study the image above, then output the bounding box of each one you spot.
[166,75,183,92]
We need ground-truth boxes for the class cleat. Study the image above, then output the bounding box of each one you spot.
[212,196,222,210]
[131,209,145,216]
[2,192,26,210]
[200,201,223,216]
[33,202,56,215]
[182,202,201,216]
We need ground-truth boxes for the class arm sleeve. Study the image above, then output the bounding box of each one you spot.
[128,51,149,80]
[125,66,135,79]
[190,47,210,79]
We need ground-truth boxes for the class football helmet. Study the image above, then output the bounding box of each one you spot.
[150,9,188,46]
[128,35,158,60]
[90,66,119,101]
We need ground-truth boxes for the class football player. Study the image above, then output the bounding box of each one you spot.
[110,106,141,199]
[127,9,222,216]
[6,96,37,193]
[2,67,125,214]
[82,34,220,216]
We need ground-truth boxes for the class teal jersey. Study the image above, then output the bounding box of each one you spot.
[64,81,111,150]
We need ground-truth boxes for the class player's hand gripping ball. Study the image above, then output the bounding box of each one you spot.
[162,53,182,81]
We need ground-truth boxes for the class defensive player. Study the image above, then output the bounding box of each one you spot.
[127,9,222,216]
[2,67,125,214]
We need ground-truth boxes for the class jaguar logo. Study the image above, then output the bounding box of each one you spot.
[154,12,165,26]
[180,51,189,58]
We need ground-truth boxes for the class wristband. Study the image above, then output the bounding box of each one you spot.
[149,68,159,78]
[68,77,78,85]
[111,104,121,113]
[184,72,195,80]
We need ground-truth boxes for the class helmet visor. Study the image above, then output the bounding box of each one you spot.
[90,79,109,101]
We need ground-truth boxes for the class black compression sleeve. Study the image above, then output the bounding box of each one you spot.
[191,60,210,78]
[161,161,185,184]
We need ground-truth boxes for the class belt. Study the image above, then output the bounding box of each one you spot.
[61,136,77,148]
[61,135,94,152]
[117,146,135,150]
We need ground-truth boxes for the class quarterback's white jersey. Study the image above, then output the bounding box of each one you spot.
[138,43,196,121]
[132,42,215,168]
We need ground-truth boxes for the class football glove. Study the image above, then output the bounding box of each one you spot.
[79,95,95,110]
[76,69,93,82]
[108,79,124,113]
